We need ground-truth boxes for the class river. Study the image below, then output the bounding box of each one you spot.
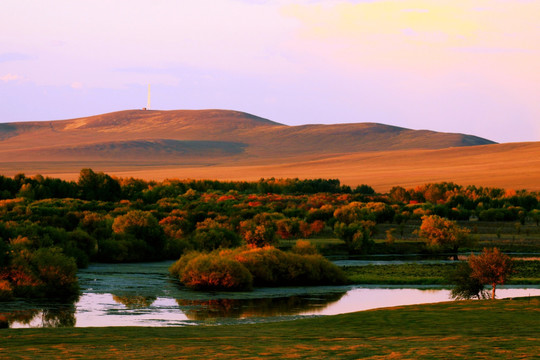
[2,261,540,328]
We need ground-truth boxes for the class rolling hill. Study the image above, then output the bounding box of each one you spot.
[1,109,538,191]
[0,109,494,160]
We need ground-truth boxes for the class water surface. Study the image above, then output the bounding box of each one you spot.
[3,261,539,328]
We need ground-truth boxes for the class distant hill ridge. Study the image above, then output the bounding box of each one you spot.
[0,109,496,162]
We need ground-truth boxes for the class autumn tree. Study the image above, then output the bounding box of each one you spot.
[112,210,166,259]
[448,262,487,300]
[468,248,513,299]
[239,213,278,248]
[418,215,470,260]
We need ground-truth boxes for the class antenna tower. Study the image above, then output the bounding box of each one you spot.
[146,84,151,110]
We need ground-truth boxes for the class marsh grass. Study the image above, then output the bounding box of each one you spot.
[1,297,539,359]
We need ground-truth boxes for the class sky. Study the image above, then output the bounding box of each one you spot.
[1,0,539,143]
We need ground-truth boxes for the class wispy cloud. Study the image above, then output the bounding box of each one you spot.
[0,53,34,63]
[0,73,22,82]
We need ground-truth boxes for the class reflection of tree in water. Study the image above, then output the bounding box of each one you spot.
[176,292,346,321]
[1,304,76,328]
[112,295,157,308]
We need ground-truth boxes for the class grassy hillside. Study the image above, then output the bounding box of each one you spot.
[3,109,539,192]
[1,297,538,359]
[0,109,494,160]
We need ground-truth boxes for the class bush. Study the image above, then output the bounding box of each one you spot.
[291,240,318,255]
[0,280,13,301]
[233,246,346,287]
[170,247,346,291]
[97,234,148,262]
[112,210,165,259]
[180,253,252,291]
[169,251,200,279]
[334,221,374,254]
[164,237,192,259]
[191,227,241,251]
[6,247,79,300]
[31,247,79,298]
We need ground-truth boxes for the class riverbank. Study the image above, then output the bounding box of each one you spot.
[1,296,539,359]
[344,260,540,285]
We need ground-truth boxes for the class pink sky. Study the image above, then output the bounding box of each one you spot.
[1,0,539,143]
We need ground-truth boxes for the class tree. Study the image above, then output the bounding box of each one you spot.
[388,186,410,204]
[448,262,488,300]
[334,220,375,254]
[78,168,121,201]
[418,215,470,260]
[239,214,277,248]
[112,210,165,259]
[468,248,513,299]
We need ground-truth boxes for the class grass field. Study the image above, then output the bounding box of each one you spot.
[2,139,540,193]
[1,297,539,359]
[343,261,540,285]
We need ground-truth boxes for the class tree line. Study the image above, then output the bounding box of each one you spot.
[1,169,539,299]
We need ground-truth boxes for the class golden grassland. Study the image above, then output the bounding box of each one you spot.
[3,141,538,193]
[1,109,538,192]
[1,297,539,359]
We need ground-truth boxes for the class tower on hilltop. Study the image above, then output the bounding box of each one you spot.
[146,84,151,110]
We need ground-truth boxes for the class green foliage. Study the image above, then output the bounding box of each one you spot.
[448,262,488,300]
[0,238,11,267]
[4,247,79,300]
[112,210,165,259]
[78,168,121,201]
[179,253,253,291]
[235,247,345,287]
[170,247,345,291]
[192,227,241,252]
[169,251,200,279]
[97,233,148,262]
[2,169,540,302]
[291,240,318,255]
[334,221,374,254]
[164,237,192,260]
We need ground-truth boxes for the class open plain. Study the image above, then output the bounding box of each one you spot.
[1,109,539,191]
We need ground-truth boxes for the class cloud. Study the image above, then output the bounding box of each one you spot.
[0,73,22,82]
[71,82,83,89]
[0,52,34,63]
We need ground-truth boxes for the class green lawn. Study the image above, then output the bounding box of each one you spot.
[1,297,539,359]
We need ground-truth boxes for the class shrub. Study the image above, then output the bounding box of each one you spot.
[112,210,165,259]
[0,279,13,301]
[191,227,241,251]
[334,221,374,254]
[97,234,148,262]
[169,251,200,279]
[291,240,318,255]
[31,247,79,298]
[164,237,192,259]
[170,247,346,291]
[180,253,252,291]
[6,247,79,299]
[233,246,346,287]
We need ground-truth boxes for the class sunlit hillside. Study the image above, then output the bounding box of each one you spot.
[3,109,538,192]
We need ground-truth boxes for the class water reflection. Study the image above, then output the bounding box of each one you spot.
[1,303,76,328]
[112,295,157,308]
[3,261,540,328]
[176,292,346,320]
